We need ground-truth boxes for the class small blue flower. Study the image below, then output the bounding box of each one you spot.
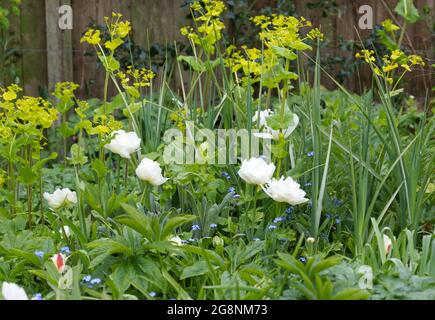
[253,237,260,241]
[228,187,235,193]
[232,194,240,199]
[221,172,231,180]
[325,213,332,219]
[268,224,277,230]
[149,291,156,297]
[209,223,217,228]
[298,257,307,264]
[335,218,341,225]
[273,216,285,223]
[82,275,92,283]
[307,151,314,157]
[304,182,312,187]
[307,200,313,208]
[34,250,44,258]
[285,207,294,214]
[90,278,101,285]
[60,246,70,254]
[32,293,43,300]
[333,198,343,207]
[191,224,200,231]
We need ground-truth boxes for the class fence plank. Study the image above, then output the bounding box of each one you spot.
[72,0,97,98]
[20,0,47,96]
[14,0,433,98]
[45,0,74,94]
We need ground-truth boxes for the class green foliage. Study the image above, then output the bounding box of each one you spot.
[0,4,433,301]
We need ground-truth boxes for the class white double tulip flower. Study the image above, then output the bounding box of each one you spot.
[1,282,28,300]
[104,130,141,159]
[43,188,77,210]
[135,158,168,186]
[263,176,309,205]
[252,110,300,141]
[238,157,276,185]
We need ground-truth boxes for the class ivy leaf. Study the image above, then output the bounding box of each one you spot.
[394,0,420,23]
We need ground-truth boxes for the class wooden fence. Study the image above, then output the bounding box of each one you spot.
[4,0,434,99]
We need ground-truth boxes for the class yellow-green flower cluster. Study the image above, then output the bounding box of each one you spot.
[381,19,400,33]
[116,66,155,99]
[0,169,5,187]
[170,108,202,130]
[78,115,123,138]
[251,15,317,49]
[103,13,132,52]
[53,82,79,103]
[356,49,425,85]
[80,29,101,45]
[117,66,155,89]
[180,0,226,55]
[0,85,58,139]
[80,12,131,51]
[226,14,321,87]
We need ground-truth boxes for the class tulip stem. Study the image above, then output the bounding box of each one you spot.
[27,144,33,229]
[60,210,74,251]
[116,159,120,193]
[39,173,44,225]
[140,183,150,210]
[252,185,259,239]
[9,160,16,216]
[276,158,281,178]
[124,159,129,189]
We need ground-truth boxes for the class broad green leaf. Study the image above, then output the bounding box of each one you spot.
[117,203,154,240]
[394,0,420,23]
[180,261,215,280]
[17,166,37,185]
[68,144,88,165]
[333,288,369,300]
[266,111,295,130]
[177,55,205,72]
[271,45,298,60]
[98,54,120,72]
[91,159,107,179]
[289,40,312,51]
[162,215,197,239]
[105,38,124,51]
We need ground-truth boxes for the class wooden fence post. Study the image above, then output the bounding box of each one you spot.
[20,0,47,96]
[45,0,73,94]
